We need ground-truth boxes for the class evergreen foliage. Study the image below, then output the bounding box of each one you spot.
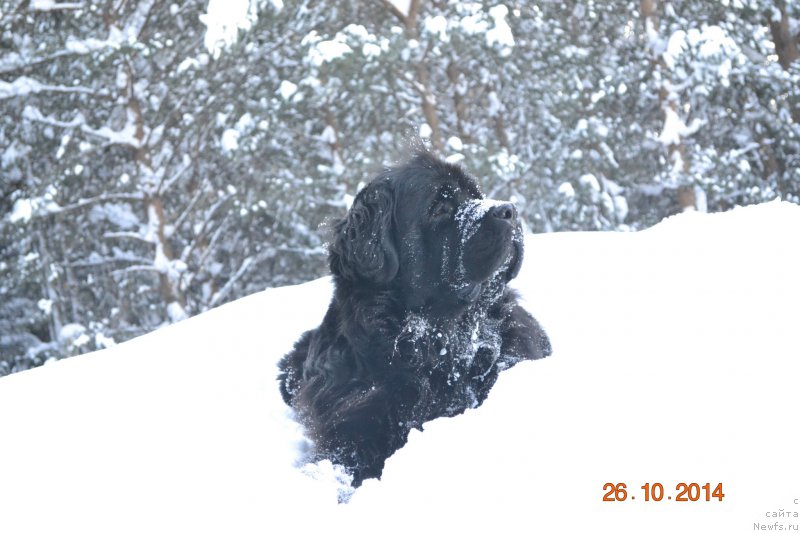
[1,0,798,374]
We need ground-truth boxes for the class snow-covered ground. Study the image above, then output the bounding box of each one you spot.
[1,201,799,532]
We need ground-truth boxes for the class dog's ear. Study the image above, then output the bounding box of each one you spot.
[329,179,399,284]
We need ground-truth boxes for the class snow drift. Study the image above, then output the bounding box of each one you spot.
[1,201,799,532]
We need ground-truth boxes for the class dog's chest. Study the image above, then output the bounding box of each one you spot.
[393,311,504,413]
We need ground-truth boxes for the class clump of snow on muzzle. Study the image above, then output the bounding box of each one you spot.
[449,199,516,295]
[455,198,510,244]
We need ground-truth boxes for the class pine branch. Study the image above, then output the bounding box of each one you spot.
[103,231,152,244]
[0,76,107,100]
[46,193,145,216]
[208,256,256,308]
[29,1,83,11]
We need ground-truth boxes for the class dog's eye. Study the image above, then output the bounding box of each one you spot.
[431,202,455,219]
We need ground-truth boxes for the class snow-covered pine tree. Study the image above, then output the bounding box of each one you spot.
[2,0,798,374]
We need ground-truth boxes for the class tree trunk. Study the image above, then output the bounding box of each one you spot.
[382,0,444,151]
[768,5,799,70]
[768,5,800,123]
[642,0,702,211]
[125,56,186,318]
[36,225,63,343]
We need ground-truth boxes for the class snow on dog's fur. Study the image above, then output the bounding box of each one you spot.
[278,152,551,487]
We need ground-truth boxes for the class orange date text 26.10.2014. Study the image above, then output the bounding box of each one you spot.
[603,483,725,502]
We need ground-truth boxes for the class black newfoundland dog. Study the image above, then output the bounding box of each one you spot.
[278,152,551,486]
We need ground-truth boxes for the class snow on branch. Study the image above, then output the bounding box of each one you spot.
[68,257,147,269]
[30,0,83,11]
[200,0,259,58]
[273,245,326,257]
[156,156,192,195]
[658,105,705,147]
[45,193,145,216]
[178,194,234,264]
[110,264,164,278]
[379,0,411,22]
[171,189,205,236]
[208,243,325,308]
[22,105,142,148]
[0,49,72,75]
[0,30,128,75]
[0,11,158,75]
[208,256,256,308]
[126,0,158,40]
[0,76,104,100]
[103,231,152,244]
[186,214,229,280]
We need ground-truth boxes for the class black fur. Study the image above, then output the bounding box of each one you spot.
[278,152,551,486]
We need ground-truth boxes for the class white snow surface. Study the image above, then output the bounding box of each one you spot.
[1,202,799,532]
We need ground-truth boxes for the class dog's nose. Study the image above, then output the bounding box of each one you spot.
[490,203,516,221]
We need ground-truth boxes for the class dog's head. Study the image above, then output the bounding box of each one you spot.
[329,152,523,315]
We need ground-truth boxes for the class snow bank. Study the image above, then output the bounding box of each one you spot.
[1,202,799,532]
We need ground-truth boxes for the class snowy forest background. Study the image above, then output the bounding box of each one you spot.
[1,0,798,376]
